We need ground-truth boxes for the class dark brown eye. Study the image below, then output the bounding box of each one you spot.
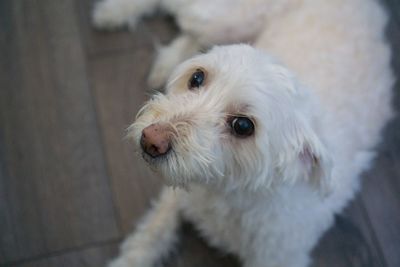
[230,117,255,137]
[188,69,205,89]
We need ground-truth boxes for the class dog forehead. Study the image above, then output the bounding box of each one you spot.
[205,44,271,73]
[174,45,274,91]
[170,44,271,78]
[165,44,297,116]
[203,45,288,99]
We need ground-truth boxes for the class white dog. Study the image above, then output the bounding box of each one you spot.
[93,1,394,267]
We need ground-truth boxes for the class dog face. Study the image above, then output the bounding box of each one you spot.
[130,44,331,192]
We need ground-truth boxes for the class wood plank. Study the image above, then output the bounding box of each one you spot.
[385,0,400,110]
[8,242,118,267]
[0,0,119,263]
[87,48,163,234]
[360,142,400,267]
[312,198,386,267]
[384,0,400,25]
[0,142,18,264]
[77,0,178,57]
[344,199,386,267]
[0,1,20,262]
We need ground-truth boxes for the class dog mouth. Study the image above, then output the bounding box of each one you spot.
[141,151,161,165]
[140,146,172,165]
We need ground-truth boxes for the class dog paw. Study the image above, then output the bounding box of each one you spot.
[92,0,137,30]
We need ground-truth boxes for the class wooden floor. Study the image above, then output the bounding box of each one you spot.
[0,0,399,266]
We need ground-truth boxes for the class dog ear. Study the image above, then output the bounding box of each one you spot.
[298,136,332,194]
[277,116,333,195]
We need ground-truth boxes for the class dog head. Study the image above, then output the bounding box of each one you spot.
[130,44,332,193]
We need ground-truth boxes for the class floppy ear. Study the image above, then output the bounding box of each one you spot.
[298,134,332,194]
[277,116,333,195]
[260,63,332,193]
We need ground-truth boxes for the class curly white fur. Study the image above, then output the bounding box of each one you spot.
[93,0,394,267]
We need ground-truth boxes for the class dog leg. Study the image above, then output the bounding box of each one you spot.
[92,0,160,30]
[108,186,182,267]
[148,34,202,89]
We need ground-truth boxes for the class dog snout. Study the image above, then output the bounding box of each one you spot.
[140,123,171,158]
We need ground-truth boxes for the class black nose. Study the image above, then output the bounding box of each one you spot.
[140,123,171,158]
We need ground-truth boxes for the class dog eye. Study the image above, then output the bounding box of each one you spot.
[230,117,255,137]
[188,69,205,89]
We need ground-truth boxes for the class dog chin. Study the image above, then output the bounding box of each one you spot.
[139,151,188,187]
[142,153,223,189]
[140,151,168,166]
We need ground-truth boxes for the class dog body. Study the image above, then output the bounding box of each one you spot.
[93,1,393,267]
